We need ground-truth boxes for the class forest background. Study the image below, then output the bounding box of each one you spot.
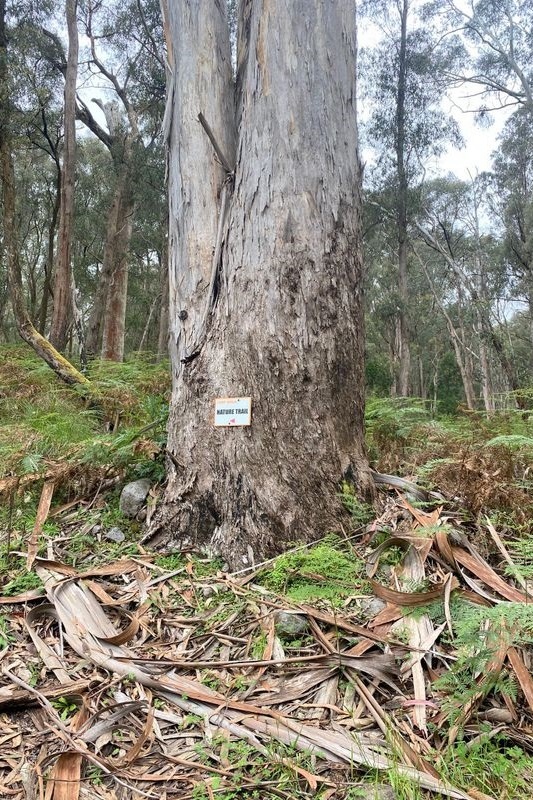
[2,5,533,799]
[1,0,532,417]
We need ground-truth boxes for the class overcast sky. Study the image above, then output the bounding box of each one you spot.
[440,90,512,179]
[356,8,515,183]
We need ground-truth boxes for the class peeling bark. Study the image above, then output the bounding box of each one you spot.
[151,0,370,568]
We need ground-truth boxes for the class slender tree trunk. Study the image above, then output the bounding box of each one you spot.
[137,292,159,351]
[86,159,135,359]
[432,351,439,416]
[28,260,38,321]
[528,279,533,379]
[150,0,371,568]
[85,176,123,356]
[455,295,476,410]
[396,0,410,396]
[50,0,78,350]
[464,348,476,404]
[389,335,398,397]
[38,168,61,334]
[418,356,426,400]
[100,183,135,361]
[0,294,8,339]
[479,337,495,414]
[454,340,476,410]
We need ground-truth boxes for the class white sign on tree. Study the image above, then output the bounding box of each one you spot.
[214,397,252,427]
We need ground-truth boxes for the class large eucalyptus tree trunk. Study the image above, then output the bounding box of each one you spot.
[152,0,371,567]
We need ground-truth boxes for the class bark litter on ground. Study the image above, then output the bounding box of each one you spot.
[0,480,532,799]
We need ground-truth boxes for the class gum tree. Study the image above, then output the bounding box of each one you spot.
[360,0,460,396]
[151,0,371,567]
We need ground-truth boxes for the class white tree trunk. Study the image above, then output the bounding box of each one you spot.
[153,0,370,567]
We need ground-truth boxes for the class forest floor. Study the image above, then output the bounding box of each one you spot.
[1,346,533,800]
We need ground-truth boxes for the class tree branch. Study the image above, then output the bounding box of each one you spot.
[198,112,234,174]
[75,96,113,149]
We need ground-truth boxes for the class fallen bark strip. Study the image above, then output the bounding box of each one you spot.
[32,564,482,800]
[0,678,93,712]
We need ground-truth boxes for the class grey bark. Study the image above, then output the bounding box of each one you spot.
[157,239,169,360]
[151,0,371,567]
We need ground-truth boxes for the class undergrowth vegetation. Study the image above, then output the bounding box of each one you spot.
[3,350,533,798]
[0,344,170,585]
[258,534,366,605]
[366,396,533,529]
[0,345,169,481]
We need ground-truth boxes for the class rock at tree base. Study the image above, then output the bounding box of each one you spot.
[119,478,151,518]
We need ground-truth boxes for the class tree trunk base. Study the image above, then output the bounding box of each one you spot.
[145,457,373,569]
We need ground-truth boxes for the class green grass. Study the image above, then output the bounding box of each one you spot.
[258,534,366,605]
[51,696,80,720]
[438,736,533,800]
[2,571,43,596]
[0,615,15,648]
[186,732,533,800]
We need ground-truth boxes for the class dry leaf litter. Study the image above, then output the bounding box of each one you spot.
[0,476,532,800]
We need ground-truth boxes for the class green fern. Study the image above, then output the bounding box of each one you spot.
[485,434,533,450]
[435,601,533,729]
